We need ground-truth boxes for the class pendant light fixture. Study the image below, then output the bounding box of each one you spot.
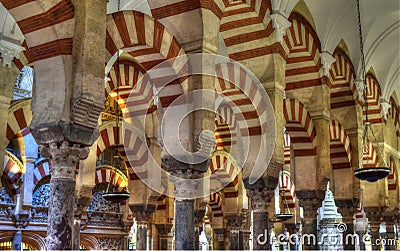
[353,0,389,182]
[102,0,131,203]
[276,170,293,221]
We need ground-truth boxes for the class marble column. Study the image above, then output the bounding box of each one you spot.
[224,215,245,250]
[247,188,274,250]
[155,223,173,250]
[40,141,89,250]
[170,173,201,250]
[72,192,91,250]
[299,198,321,250]
[12,230,22,251]
[137,223,148,251]
[213,229,225,250]
[129,204,156,251]
[365,207,383,251]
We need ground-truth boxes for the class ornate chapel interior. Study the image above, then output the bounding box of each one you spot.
[0,0,399,250]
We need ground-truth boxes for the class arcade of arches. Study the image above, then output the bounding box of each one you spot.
[0,0,399,250]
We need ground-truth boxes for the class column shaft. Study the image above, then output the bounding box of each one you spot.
[72,218,81,250]
[229,231,239,250]
[12,230,22,251]
[137,225,148,251]
[253,210,269,250]
[175,200,195,250]
[41,142,88,250]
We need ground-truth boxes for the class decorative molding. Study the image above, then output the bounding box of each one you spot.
[40,141,89,179]
[355,78,365,102]
[96,237,123,250]
[270,12,292,44]
[0,38,24,67]
[380,98,391,120]
[320,52,336,77]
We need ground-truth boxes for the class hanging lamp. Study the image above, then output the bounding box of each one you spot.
[276,170,293,221]
[353,0,389,182]
[102,0,130,203]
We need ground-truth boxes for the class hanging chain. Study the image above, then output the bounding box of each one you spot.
[357,0,368,121]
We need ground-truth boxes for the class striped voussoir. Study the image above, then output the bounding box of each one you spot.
[215,107,237,151]
[209,192,223,218]
[106,60,157,118]
[215,62,268,137]
[3,150,23,195]
[284,14,323,91]
[388,158,396,190]
[329,48,358,109]
[364,74,383,124]
[219,0,274,76]
[283,99,316,156]
[96,122,148,175]
[6,99,32,144]
[95,165,128,191]
[106,10,186,113]
[279,170,296,208]
[283,131,291,169]
[1,0,74,62]
[33,159,51,186]
[362,141,378,168]
[209,151,240,197]
[329,120,352,169]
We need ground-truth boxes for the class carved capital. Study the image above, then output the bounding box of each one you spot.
[195,209,206,226]
[129,203,157,223]
[40,141,89,179]
[224,215,246,231]
[155,223,173,236]
[170,172,200,200]
[320,52,336,77]
[0,39,24,67]
[298,197,322,219]
[270,12,291,44]
[380,98,391,120]
[162,155,209,173]
[355,78,365,103]
[246,188,274,212]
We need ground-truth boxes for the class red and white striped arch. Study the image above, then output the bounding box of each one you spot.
[215,62,268,137]
[6,99,32,144]
[209,192,223,218]
[33,159,51,186]
[3,150,23,195]
[95,165,128,191]
[284,131,291,169]
[364,74,383,124]
[106,11,186,122]
[219,0,275,76]
[106,60,144,104]
[329,120,352,169]
[284,13,323,91]
[362,141,378,168]
[209,151,240,188]
[279,170,296,208]
[1,0,74,63]
[215,114,237,152]
[388,158,397,191]
[329,48,358,109]
[96,122,148,176]
[283,99,316,156]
